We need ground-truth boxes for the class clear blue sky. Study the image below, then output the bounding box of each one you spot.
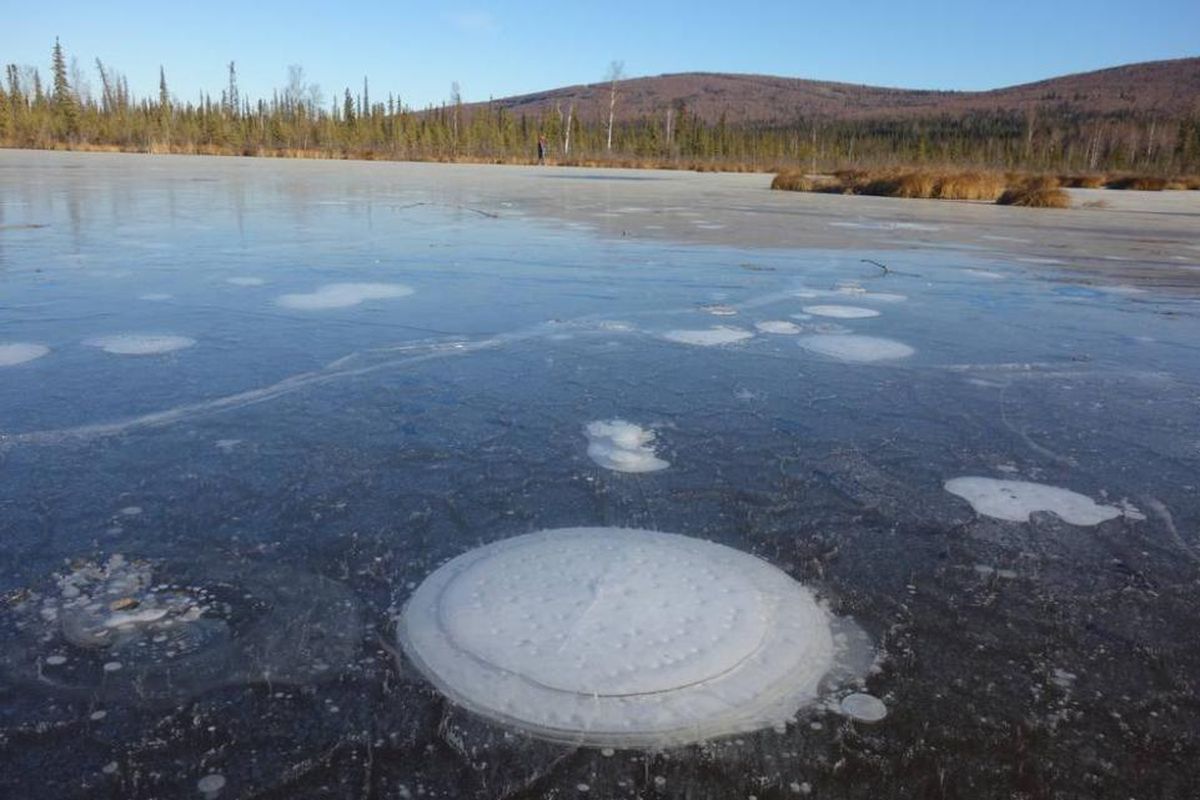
[3,1,1197,109]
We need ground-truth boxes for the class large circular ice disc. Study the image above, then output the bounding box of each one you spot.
[399,528,841,747]
[438,532,770,695]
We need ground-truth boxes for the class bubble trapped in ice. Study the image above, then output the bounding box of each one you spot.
[798,334,915,362]
[801,305,881,319]
[0,554,363,703]
[0,343,50,366]
[84,334,196,355]
[662,326,754,346]
[396,528,873,747]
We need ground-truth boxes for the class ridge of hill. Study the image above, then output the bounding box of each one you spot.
[478,58,1200,124]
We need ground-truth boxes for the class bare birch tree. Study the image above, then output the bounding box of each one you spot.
[605,60,623,152]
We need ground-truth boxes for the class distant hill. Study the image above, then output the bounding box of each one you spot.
[477,58,1200,124]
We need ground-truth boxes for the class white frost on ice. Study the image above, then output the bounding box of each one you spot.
[397,528,860,747]
[276,282,414,310]
[755,320,802,335]
[839,693,888,722]
[84,335,195,355]
[801,305,881,319]
[798,335,914,362]
[0,343,50,367]
[663,326,754,347]
[943,477,1121,526]
[584,420,669,473]
[226,277,266,286]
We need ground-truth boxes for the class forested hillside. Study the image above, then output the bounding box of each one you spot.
[3,41,1198,174]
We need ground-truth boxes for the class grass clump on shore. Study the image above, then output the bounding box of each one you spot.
[772,168,1010,201]
[996,176,1071,208]
[772,168,1075,207]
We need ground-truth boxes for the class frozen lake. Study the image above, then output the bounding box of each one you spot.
[2,150,1199,798]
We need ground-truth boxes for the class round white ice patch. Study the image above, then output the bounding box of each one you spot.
[839,692,887,722]
[944,477,1121,526]
[0,343,50,367]
[755,321,802,335]
[84,335,195,355]
[798,335,914,362]
[398,528,840,747]
[663,327,754,347]
[585,420,669,473]
[801,305,881,319]
[276,282,413,310]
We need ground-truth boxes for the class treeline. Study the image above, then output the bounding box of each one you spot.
[3,40,1199,175]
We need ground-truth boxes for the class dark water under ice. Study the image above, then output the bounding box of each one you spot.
[2,152,1199,798]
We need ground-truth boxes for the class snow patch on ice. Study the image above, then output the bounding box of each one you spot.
[226,277,266,287]
[276,282,414,310]
[944,477,1121,526]
[585,420,669,473]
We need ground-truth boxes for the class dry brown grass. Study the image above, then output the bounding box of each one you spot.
[1059,174,1107,188]
[772,168,1007,201]
[997,181,1071,208]
[1105,175,1169,191]
[770,171,832,192]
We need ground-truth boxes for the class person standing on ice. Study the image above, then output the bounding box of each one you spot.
[537,133,547,165]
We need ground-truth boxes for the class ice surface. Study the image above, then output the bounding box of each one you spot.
[276,282,413,310]
[798,335,915,362]
[663,326,754,346]
[944,477,1122,525]
[4,153,1200,795]
[801,305,881,319]
[84,334,195,355]
[397,528,859,747]
[0,343,50,367]
[138,293,173,301]
[226,277,266,286]
[585,420,669,473]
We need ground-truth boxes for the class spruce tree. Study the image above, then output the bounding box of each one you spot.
[50,38,77,136]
